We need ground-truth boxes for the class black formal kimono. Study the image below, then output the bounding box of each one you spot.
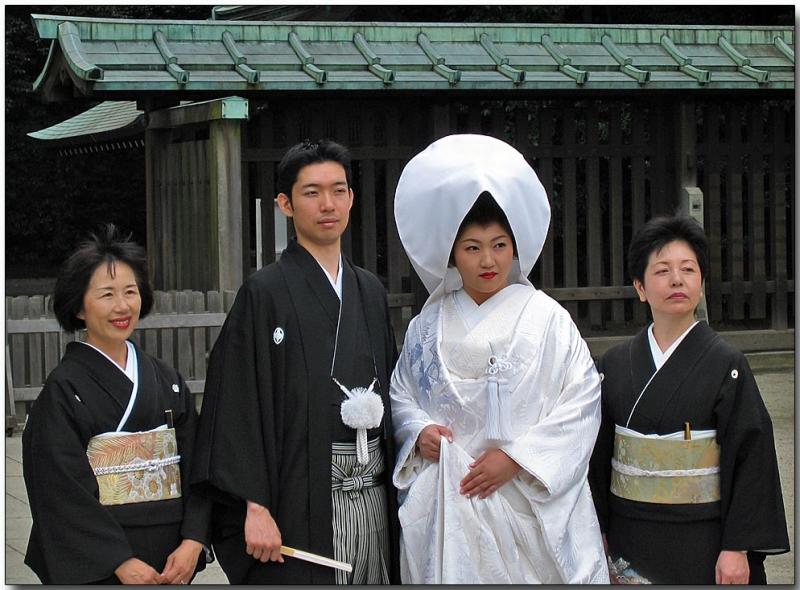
[589,322,789,584]
[22,341,210,584]
[191,239,401,584]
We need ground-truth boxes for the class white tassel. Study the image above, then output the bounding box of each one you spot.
[356,428,369,465]
[484,355,513,441]
[485,377,513,441]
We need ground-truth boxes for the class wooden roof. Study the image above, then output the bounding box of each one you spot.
[31,14,794,101]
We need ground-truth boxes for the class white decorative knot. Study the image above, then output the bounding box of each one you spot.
[333,378,384,465]
[485,355,513,376]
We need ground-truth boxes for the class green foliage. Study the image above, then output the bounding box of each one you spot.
[5,6,210,277]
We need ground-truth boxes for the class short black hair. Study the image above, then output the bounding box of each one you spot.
[449,192,517,265]
[627,215,709,285]
[276,139,352,199]
[53,224,154,332]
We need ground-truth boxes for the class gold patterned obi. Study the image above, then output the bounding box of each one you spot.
[610,428,720,504]
[86,427,182,506]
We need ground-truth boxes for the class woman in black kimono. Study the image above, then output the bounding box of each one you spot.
[589,215,789,584]
[22,225,210,584]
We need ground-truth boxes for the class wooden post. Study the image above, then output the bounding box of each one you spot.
[209,117,245,292]
[145,128,164,288]
[675,98,709,324]
[769,105,788,330]
[6,345,17,435]
[146,97,249,292]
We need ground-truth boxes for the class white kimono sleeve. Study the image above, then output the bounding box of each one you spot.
[501,309,602,501]
[390,317,437,490]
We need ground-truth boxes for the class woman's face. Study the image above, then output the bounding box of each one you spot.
[633,239,703,325]
[78,261,141,352]
[452,221,514,305]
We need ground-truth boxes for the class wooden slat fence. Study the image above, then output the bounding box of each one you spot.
[696,98,795,329]
[242,95,793,335]
[150,135,212,291]
[5,291,236,415]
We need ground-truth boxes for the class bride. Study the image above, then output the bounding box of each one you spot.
[390,134,608,584]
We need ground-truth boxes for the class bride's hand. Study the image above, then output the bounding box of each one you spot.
[460,449,521,499]
[416,424,453,462]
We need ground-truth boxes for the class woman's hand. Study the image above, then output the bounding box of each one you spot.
[245,501,284,563]
[114,557,164,584]
[459,448,521,499]
[416,424,453,462]
[161,539,204,584]
[715,550,749,584]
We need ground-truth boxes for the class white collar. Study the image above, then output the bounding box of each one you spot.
[316,253,343,300]
[452,283,528,332]
[79,340,136,383]
[647,321,698,371]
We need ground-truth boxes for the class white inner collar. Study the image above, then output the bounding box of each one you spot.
[647,321,698,371]
[317,254,343,300]
[80,340,136,383]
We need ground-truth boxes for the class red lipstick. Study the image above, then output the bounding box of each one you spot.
[110,317,132,329]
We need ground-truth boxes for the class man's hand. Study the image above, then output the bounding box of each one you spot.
[459,448,521,499]
[245,501,284,563]
[114,557,165,584]
[416,424,453,462]
[715,550,749,584]
[161,539,204,584]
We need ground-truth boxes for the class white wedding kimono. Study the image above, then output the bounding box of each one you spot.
[391,284,608,584]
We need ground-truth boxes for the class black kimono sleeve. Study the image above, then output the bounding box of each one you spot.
[191,281,277,510]
[22,381,133,584]
[715,353,790,554]
[588,355,616,534]
[169,368,213,548]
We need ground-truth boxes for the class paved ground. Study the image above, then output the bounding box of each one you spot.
[5,365,794,584]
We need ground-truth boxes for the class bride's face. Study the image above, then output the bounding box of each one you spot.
[452,221,514,305]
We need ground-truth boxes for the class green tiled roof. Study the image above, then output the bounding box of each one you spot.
[27,100,143,143]
[31,14,794,97]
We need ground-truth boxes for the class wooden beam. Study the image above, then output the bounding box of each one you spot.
[417,32,461,84]
[221,31,261,84]
[601,35,650,84]
[153,30,189,84]
[57,21,103,81]
[288,31,327,84]
[479,34,525,84]
[540,34,588,84]
[660,34,710,84]
[353,32,395,84]
[148,96,249,129]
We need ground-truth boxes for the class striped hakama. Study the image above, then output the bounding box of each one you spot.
[331,437,391,584]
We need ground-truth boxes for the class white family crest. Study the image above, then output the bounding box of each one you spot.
[273,327,285,345]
